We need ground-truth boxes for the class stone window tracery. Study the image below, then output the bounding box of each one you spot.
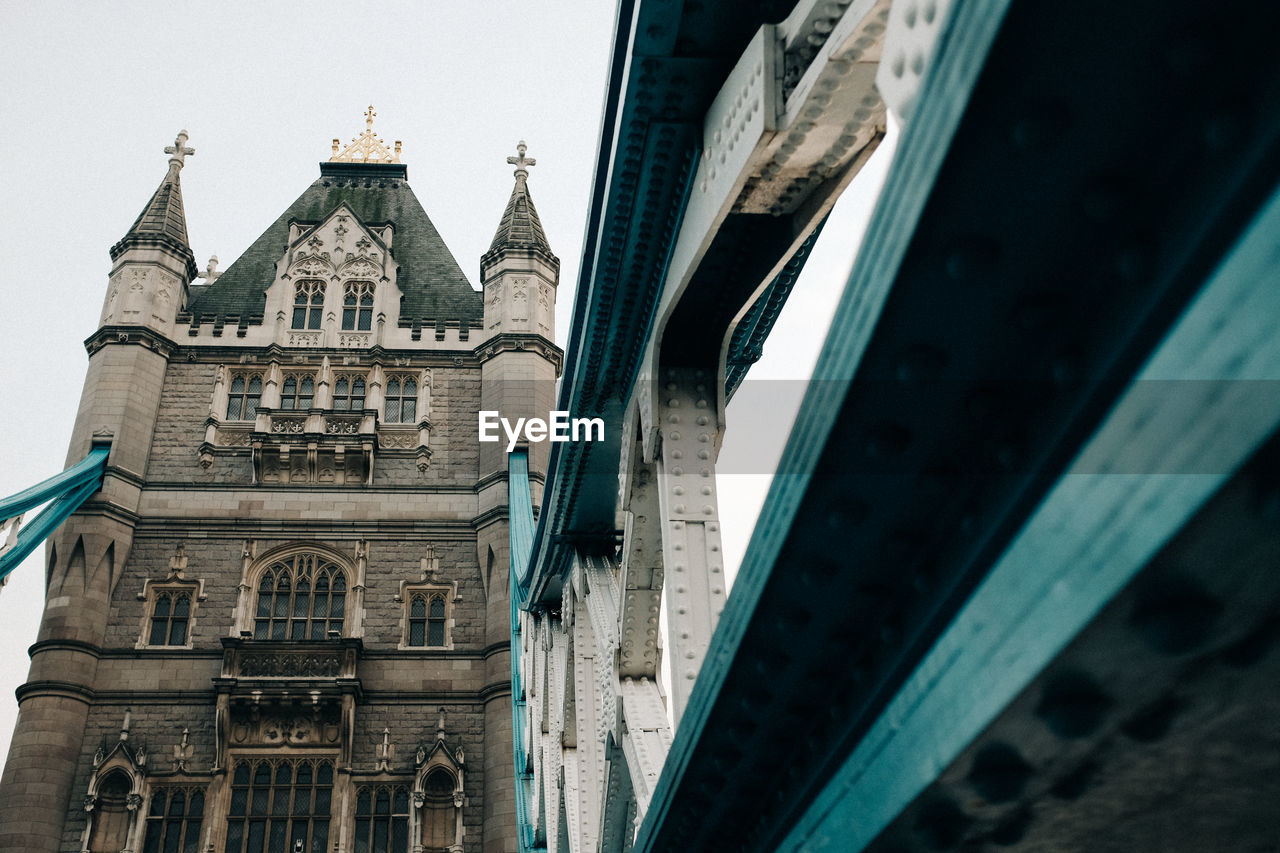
[333,375,367,411]
[254,553,347,640]
[150,590,192,646]
[141,786,204,853]
[225,757,334,853]
[226,373,263,421]
[343,281,375,331]
[354,784,410,853]
[136,555,205,650]
[407,592,448,648]
[279,374,316,411]
[292,280,325,330]
[383,376,417,423]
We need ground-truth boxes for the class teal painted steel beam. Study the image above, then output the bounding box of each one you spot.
[507,449,543,852]
[0,444,109,519]
[782,160,1280,853]
[0,445,110,580]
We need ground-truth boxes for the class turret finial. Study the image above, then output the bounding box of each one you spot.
[164,130,194,171]
[330,106,401,163]
[507,140,536,180]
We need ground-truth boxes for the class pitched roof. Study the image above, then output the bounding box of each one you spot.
[128,169,191,245]
[487,173,551,254]
[110,155,198,279]
[187,162,481,325]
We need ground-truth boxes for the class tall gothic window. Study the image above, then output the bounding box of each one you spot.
[226,374,263,420]
[149,591,191,646]
[279,375,316,411]
[142,787,204,853]
[333,375,367,411]
[353,785,410,853]
[407,593,447,647]
[225,758,332,853]
[292,281,325,330]
[383,377,417,423]
[88,771,133,853]
[343,282,375,331]
[254,554,346,640]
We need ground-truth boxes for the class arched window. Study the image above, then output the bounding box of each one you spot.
[428,596,446,646]
[383,377,417,423]
[333,375,367,411]
[254,553,346,640]
[142,787,204,853]
[420,768,456,852]
[342,282,375,331]
[149,591,191,646]
[225,758,332,853]
[88,771,133,853]
[226,374,263,421]
[292,281,325,330]
[354,785,410,853]
[280,375,316,411]
[404,589,450,649]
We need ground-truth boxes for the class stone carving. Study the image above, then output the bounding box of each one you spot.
[292,257,331,277]
[272,418,306,434]
[326,419,359,435]
[343,258,378,278]
[380,432,416,449]
[287,331,322,347]
[229,705,341,747]
[338,332,371,349]
[216,429,252,447]
[238,652,342,678]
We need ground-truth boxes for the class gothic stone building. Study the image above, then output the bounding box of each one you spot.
[0,122,560,853]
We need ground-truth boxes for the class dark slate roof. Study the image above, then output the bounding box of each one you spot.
[187,161,481,325]
[488,174,551,254]
[129,165,191,244]
[110,162,199,279]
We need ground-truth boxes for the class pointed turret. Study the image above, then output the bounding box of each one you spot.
[481,141,558,276]
[109,130,199,281]
[485,141,552,257]
[99,131,200,338]
[480,141,559,338]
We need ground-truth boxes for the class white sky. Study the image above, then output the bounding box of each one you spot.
[0,1,894,775]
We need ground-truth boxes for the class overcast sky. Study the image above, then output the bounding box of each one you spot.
[0,1,894,774]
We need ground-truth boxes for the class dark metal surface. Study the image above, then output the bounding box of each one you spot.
[635,0,1280,850]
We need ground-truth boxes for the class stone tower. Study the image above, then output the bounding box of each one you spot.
[0,117,561,853]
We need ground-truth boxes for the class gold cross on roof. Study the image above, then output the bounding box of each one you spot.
[330,106,401,164]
